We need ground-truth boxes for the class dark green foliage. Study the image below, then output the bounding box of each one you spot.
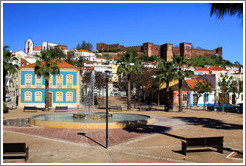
[189,55,235,67]
[76,41,93,51]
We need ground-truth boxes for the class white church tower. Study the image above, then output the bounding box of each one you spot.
[24,38,34,55]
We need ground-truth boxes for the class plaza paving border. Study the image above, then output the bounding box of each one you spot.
[2,109,244,163]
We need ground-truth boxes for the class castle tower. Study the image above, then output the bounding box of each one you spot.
[143,42,153,57]
[24,38,34,55]
[217,47,222,57]
[180,42,192,59]
[161,43,173,61]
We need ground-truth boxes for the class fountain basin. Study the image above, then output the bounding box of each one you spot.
[28,113,155,129]
[73,112,113,119]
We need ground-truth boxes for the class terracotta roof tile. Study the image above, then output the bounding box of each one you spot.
[186,79,214,90]
[207,66,229,71]
[20,59,78,69]
[33,46,42,50]
[77,49,93,53]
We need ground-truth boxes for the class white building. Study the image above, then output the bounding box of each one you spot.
[74,49,96,61]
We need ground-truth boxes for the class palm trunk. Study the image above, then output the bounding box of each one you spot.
[203,93,206,110]
[127,74,131,110]
[166,80,170,111]
[157,92,160,106]
[3,73,6,102]
[179,79,183,112]
[45,79,49,111]
[187,92,190,109]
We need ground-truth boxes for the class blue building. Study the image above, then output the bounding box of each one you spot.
[18,60,81,108]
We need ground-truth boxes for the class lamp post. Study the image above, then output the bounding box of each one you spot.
[105,70,111,149]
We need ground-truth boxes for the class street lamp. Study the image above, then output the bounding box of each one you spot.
[105,70,111,149]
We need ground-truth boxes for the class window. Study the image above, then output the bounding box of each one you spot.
[24,91,32,101]
[66,74,73,88]
[36,75,42,87]
[241,94,243,101]
[35,91,42,101]
[183,94,187,101]
[25,74,32,87]
[193,94,198,106]
[56,92,63,102]
[57,74,63,88]
[66,92,73,102]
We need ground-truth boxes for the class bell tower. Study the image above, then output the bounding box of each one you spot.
[24,38,34,55]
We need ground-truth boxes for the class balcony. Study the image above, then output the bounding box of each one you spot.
[67,84,72,88]
[36,83,42,88]
[57,83,62,88]
[25,83,31,88]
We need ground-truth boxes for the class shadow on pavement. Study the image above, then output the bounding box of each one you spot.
[77,133,105,148]
[170,117,243,130]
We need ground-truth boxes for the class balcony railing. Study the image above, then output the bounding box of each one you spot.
[57,83,62,88]
[67,84,72,88]
[25,83,31,88]
[36,83,41,88]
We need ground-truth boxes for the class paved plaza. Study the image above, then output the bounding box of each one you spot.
[2,107,244,164]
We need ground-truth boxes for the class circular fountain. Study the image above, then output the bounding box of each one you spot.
[28,113,155,129]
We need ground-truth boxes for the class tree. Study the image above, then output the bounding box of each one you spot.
[3,46,18,102]
[117,49,142,110]
[173,55,194,112]
[193,79,213,110]
[34,49,65,110]
[157,59,176,111]
[218,73,233,112]
[210,3,243,23]
[76,41,93,51]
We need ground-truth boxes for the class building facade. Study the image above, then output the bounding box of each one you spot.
[18,60,81,108]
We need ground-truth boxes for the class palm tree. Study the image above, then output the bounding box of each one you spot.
[117,49,142,110]
[34,49,64,110]
[173,55,194,112]
[210,3,243,23]
[3,46,18,102]
[194,79,213,110]
[218,73,233,112]
[157,59,176,111]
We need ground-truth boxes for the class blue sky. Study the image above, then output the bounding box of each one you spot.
[3,3,244,64]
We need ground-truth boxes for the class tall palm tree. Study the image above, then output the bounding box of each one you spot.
[210,3,243,23]
[34,49,64,110]
[117,49,142,110]
[3,46,18,102]
[173,55,194,112]
[194,79,213,110]
[157,59,176,111]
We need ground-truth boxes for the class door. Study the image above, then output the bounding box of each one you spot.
[193,94,198,106]
[219,93,229,103]
[48,92,52,107]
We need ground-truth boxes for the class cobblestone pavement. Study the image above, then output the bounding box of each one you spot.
[2,108,244,164]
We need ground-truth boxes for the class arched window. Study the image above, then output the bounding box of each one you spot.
[66,92,73,102]
[24,91,32,101]
[66,74,73,88]
[35,91,42,101]
[25,74,32,87]
[57,74,63,88]
[56,92,63,102]
[36,75,42,87]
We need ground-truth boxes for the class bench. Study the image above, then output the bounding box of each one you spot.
[136,105,152,111]
[181,136,224,155]
[109,106,123,112]
[23,106,37,112]
[3,143,29,161]
[55,106,68,112]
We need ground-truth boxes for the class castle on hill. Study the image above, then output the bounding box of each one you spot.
[97,42,222,61]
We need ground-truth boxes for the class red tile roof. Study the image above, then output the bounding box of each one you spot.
[186,79,214,90]
[77,49,93,53]
[20,59,78,69]
[194,67,210,71]
[207,66,229,71]
[20,58,28,66]
[33,46,42,50]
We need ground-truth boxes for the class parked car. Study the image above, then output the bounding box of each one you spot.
[6,96,11,102]
[234,103,243,114]
[207,103,237,112]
